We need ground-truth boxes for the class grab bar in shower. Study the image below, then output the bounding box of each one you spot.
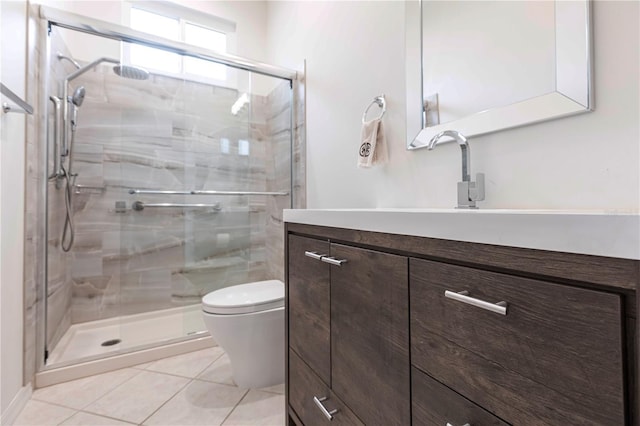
[1,83,34,115]
[128,189,289,196]
[131,201,222,211]
[193,190,289,196]
[48,96,62,180]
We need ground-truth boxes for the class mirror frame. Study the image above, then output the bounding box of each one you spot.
[406,0,593,150]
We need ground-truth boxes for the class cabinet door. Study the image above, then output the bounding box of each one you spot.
[288,235,331,384]
[330,244,410,426]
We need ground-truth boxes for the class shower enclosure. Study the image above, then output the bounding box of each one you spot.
[31,7,301,374]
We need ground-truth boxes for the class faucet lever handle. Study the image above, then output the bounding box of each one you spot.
[470,173,485,202]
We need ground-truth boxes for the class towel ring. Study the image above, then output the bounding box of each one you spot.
[362,94,386,123]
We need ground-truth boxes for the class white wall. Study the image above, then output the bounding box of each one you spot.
[267,0,639,211]
[0,0,27,418]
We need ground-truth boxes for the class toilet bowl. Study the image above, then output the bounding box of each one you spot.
[202,280,284,389]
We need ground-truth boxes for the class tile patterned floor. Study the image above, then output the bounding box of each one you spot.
[14,347,285,426]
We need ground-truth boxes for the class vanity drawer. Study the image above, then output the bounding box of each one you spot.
[410,258,625,426]
[412,366,509,426]
[289,350,363,426]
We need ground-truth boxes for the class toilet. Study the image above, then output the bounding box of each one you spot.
[202,279,284,389]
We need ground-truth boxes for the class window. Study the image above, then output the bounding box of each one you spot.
[128,6,232,82]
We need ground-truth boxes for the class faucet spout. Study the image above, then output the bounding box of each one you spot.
[427,130,471,182]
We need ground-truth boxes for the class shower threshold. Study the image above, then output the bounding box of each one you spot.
[46,304,206,367]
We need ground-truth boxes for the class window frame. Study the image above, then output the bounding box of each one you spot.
[122,1,238,88]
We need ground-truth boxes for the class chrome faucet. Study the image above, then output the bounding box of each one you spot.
[427,130,485,208]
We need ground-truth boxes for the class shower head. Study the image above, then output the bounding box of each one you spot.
[113,64,150,81]
[71,86,85,107]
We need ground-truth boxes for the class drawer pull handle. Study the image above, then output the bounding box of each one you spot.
[304,251,326,260]
[321,256,348,266]
[446,423,471,426]
[444,290,508,315]
[313,396,338,420]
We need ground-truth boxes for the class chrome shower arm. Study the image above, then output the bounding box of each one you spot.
[66,57,119,82]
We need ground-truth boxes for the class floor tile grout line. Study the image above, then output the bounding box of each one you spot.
[54,407,79,426]
[190,377,241,389]
[80,368,145,411]
[32,351,224,420]
[23,398,83,415]
[75,409,138,425]
[31,367,144,411]
[138,376,195,425]
[140,347,223,380]
[81,370,191,424]
[219,388,251,426]
[256,385,286,396]
[140,367,219,382]
[70,368,145,413]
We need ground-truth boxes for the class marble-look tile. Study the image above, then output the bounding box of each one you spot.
[60,411,135,425]
[197,353,235,386]
[131,361,155,370]
[222,390,285,426]
[84,370,189,424]
[259,383,285,395]
[47,278,72,348]
[32,368,139,410]
[145,347,224,378]
[144,380,248,426]
[13,399,76,426]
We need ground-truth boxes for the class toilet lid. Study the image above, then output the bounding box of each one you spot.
[202,280,284,314]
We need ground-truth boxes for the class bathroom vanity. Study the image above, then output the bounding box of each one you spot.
[284,210,638,426]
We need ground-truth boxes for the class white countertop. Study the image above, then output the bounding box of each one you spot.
[283,209,640,260]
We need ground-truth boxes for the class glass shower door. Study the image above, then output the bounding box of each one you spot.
[43,23,293,368]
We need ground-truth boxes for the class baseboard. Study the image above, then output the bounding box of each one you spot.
[1,383,33,425]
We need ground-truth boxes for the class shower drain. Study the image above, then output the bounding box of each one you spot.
[101,339,122,347]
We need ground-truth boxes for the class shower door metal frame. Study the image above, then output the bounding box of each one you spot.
[39,6,298,81]
[37,6,298,372]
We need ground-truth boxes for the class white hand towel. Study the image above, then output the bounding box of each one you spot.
[357,118,387,168]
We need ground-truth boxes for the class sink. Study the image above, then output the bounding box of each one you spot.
[283,208,640,260]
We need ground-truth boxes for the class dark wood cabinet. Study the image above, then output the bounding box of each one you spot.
[285,223,637,426]
[411,258,625,426]
[288,235,331,384]
[330,244,410,426]
[287,236,410,425]
[412,367,509,426]
[289,350,362,426]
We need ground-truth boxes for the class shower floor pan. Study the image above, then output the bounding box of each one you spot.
[47,304,207,367]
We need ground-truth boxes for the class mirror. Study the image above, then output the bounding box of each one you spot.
[406,0,593,149]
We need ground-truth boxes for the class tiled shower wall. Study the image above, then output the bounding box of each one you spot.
[67,65,294,324]
[24,12,305,381]
[264,79,305,281]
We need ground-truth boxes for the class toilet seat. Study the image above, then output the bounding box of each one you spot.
[202,280,284,315]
